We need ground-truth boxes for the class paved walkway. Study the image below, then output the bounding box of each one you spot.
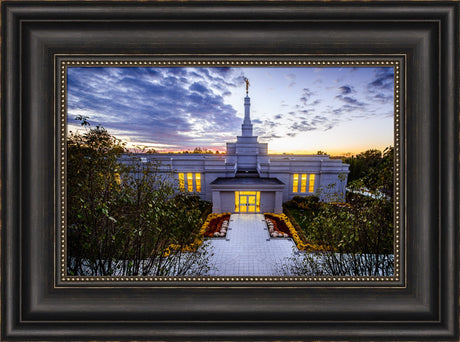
[203,214,299,276]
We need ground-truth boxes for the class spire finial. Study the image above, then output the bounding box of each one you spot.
[244,77,250,95]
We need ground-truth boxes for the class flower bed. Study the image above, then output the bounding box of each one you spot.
[162,213,231,256]
[264,213,291,238]
[264,213,325,252]
[201,213,231,237]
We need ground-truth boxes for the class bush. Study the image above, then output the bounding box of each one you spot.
[281,194,394,276]
[305,197,393,254]
[67,119,212,276]
[280,251,394,277]
[285,195,321,210]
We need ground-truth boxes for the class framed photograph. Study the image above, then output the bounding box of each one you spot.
[63,61,397,279]
[2,1,458,341]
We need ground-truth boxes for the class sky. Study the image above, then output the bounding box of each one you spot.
[67,66,394,155]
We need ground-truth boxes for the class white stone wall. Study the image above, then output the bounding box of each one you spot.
[121,152,349,207]
[260,192,276,213]
[261,154,349,202]
[220,191,235,212]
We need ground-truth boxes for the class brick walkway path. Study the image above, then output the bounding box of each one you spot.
[203,214,299,276]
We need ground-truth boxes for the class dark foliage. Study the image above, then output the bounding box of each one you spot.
[67,118,212,276]
[282,147,395,276]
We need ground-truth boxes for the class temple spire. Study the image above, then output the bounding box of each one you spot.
[242,78,253,136]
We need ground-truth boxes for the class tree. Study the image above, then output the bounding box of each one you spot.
[365,146,394,199]
[345,147,394,199]
[192,147,214,154]
[67,117,212,276]
[67,122,125,275]
[281,195,394,276]
[344,149,381,183]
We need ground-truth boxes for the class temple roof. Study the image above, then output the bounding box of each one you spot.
[210,177,284,186]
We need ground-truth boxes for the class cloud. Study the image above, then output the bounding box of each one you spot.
[249,66,394,142]
[332,104,365,116]
[365,67,394,109]
[291,121,316,132]
[311,115,328,125]
[338,85,353,95]
[260,133,282,140]
[373,92,394,104]
[67,66,395,151]
[368,67,394,91]
[189,82,209,94]
[67,67,243,150]
[211,67,233,77]
[299,88,314,105]
[265,120,277,128]
[255,119,282,142]
[335,95,366,107]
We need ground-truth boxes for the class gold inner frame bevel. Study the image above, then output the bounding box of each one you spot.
[58,57,403,285]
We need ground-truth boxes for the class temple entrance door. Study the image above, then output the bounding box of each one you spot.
[235,191,260,213]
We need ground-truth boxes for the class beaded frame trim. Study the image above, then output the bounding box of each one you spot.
[57,57,403,285]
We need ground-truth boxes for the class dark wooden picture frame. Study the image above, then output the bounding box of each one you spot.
[2,1,458,340]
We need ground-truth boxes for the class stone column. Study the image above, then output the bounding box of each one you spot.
[212,191,221,213]
[274,191,283,213]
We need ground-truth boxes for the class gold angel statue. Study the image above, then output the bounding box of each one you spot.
[244,77,250,94]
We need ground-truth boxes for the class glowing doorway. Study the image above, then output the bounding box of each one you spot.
[235,191,260,213]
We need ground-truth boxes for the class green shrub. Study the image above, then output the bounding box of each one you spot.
[285,195,321,210]
[67,119,212,276]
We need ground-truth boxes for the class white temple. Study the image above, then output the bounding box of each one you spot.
[124,83,349,213]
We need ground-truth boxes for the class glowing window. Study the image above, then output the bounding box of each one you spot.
[300,174,307,192]
[309,174,315,193]
[195,173,201,192]
[235,191,239,212]
[240,195,247,212]
[292,174,299,193]
[178,173,185,191]
[248,195,255,212]
[187,173,193,192]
